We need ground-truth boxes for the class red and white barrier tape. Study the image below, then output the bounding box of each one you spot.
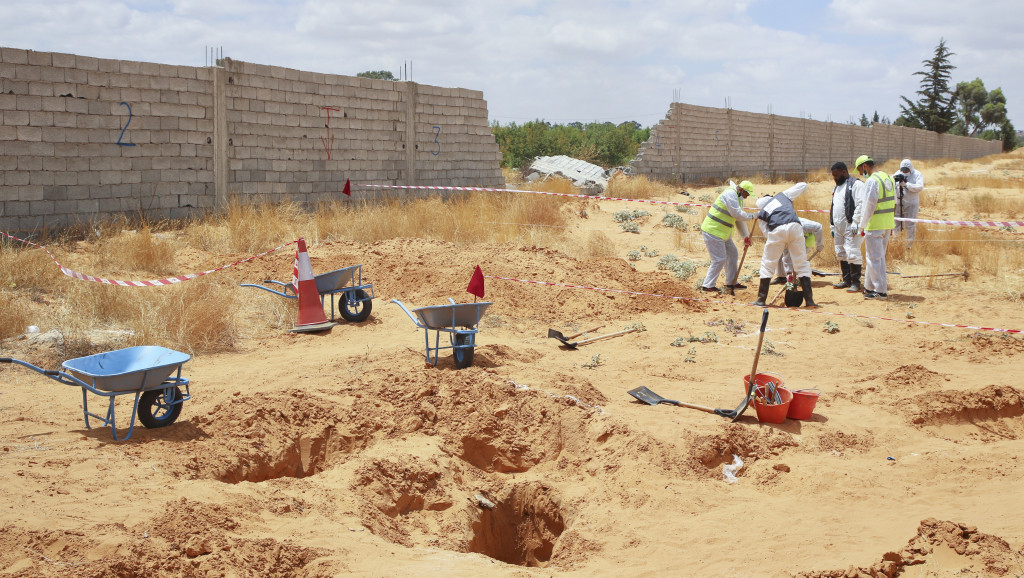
[2,231,296,286]
[355,183,1022,226]
[485,274,1022,334]
[895,217,1024,227]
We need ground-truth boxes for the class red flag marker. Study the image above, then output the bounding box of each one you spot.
[343,179,351,196]
[467,265,485,300]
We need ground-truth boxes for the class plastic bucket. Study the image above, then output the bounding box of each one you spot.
[753,386,792,424]
[743,372,785,395]
[787,389,821,420]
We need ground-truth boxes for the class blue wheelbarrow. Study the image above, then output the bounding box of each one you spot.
[0,345,191,441]
[241,264,375,322]
[392,299,492,369]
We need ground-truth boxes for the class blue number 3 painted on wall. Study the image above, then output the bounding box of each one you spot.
[116,102,136,146]
[432,126,441,156]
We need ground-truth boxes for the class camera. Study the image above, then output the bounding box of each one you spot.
[893,173,906,183]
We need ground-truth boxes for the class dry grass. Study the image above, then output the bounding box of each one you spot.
[0,293,30,340]
[3,154,1021,355]
[605,173,675,200]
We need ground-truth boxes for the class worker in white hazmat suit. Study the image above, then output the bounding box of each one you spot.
[699,180,756,293]
[750,182,817,308]
[855,155,896,301]
[829,161,866,292]
[893,158,925,249]
[773,217,825,279]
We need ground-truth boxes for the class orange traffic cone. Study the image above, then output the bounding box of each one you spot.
[289,238,337,333]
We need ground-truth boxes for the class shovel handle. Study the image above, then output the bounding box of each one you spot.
[747,309,769,398]
[667,400,718,414]
[566,325,606,341]
[572,327,639,346]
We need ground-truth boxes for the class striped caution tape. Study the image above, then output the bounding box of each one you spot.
[1,231,297,286]
[355,183,1024,226]
[484,274,1022,334]
[895,217,1024,227]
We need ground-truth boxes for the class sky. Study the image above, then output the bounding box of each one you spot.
[2,0,1021,128]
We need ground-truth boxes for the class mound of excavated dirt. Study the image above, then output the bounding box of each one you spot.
[3,177,1024,575]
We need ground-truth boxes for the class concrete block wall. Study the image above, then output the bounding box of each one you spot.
[1,48,504,233]
[0,47,215,232]
[631,102,1002,183]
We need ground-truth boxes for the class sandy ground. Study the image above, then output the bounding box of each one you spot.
[2,165,1024,577]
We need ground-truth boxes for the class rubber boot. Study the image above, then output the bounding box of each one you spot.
[846,264,862,293]
[751,277,771,307]
[833,261,851,289]
[800,276,818,308]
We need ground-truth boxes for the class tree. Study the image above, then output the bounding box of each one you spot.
[356,70,395,80]
[859,114,870,127]
[953,78,989,136]
[1000,120,1016,151]
[899,38,957,133]
[872,111,880,123]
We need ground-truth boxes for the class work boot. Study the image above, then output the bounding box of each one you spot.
[800,276,818,308]
[751,277,771,307]
[833,261,851,289]
[770,276,787,285]
[846,264,862,293]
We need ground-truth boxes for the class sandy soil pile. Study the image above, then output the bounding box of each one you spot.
[2,161,1024,576]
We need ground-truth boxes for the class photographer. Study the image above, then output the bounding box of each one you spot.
[893,159,925,249]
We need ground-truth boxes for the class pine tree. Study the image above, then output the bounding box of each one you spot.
[898,38,957,133]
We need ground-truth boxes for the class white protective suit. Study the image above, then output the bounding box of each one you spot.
[894,158,924,248]
[774,218,825,277]
[831,176,865,265]
[756,183,811,279]
[858,173,892,296]
[701,186,754,290]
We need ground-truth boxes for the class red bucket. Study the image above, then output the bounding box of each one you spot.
[787,389,821,420]
[743,372,785,395]
[752,386,792,424]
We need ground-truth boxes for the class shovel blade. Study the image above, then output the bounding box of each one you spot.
[627,386,664,406]
[547,329,570,344]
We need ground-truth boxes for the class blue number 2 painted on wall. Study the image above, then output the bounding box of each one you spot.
[432,126,441,156]
[116,102,136,146]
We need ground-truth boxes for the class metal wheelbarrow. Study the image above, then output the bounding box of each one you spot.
[0,345,191,441]
[242,264,375,322]
[392,299,492,369]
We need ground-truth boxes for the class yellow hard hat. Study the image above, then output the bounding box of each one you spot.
[738,180,754,194]
[854,155,872,169]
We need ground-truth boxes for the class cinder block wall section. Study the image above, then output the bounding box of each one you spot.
[630,102,1002,183]
[0,48,504,233]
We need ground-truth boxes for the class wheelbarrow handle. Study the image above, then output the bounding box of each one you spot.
[390,299,427,329]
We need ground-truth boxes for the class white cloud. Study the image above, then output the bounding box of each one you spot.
[0,0,1019,126]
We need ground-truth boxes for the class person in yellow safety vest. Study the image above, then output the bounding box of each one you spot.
[699,180,757,294]
[772,217,824,281]
[854,155,896,301]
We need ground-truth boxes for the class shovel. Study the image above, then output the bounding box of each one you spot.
[627,309,769,422]
[547,325,605,344]
[628,386,746,419]
[811,268,900,277]
[555,327,641,350]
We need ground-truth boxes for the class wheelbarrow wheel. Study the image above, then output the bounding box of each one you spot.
[339,289,372,322]
[138,386,183,429]
[453,334,474,369]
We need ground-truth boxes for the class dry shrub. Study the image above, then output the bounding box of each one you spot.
[0,243,68,294]
[187,197,309,254]
[580,231,617,259]
[605,174,673,200]
[314,184,572,248]
[138,280,238,354]
[94,228,177,275]
[939,174,1023,191]
[0,292,30,340]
